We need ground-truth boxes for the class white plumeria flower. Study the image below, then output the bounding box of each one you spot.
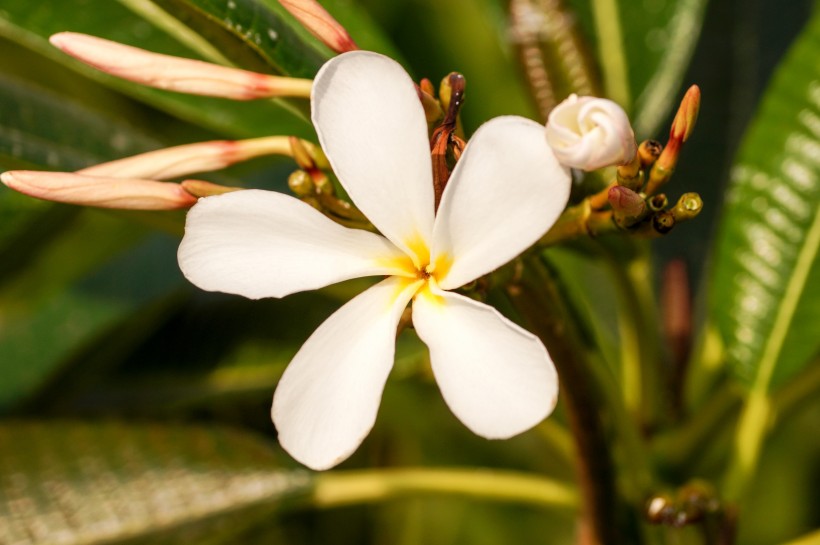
[178,51,571,470]
[545,94,636,171]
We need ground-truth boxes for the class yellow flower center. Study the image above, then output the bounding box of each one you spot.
[382,237,453,308]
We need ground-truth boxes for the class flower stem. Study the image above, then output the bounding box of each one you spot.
[310,468,578,510]
[506,256,637,544]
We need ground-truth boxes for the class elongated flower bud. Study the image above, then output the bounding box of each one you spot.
[545,95,636,171]
[1,171,197,210]
[50,32,313,100]
[81,136,309,180]
[278,0,358,53]
[645,85,701,195]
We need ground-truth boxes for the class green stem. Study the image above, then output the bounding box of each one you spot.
[506,256,638,544]
[652,382,742,472]
[601,246,666,429]
[311,468,579,510]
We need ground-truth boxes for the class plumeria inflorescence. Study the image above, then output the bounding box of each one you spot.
[0,7,705,472]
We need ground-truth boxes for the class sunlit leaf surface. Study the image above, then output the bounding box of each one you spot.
[0,421,312,545]
[708,10,820,390]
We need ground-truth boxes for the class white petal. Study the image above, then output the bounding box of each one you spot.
[412,287,558,439]
[312,51,435,264]
[178,189,410,299]
[272,276,422,470]
[431,116,571,289]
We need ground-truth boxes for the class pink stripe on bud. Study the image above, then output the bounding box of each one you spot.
[278,0,358,53]
[50,32,313,100]
[1,171,197,210]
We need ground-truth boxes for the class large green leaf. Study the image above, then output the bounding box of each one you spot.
[0,0,312,138]
[564,0,708,136]
[0,421,312,544]
[149,0,328,77]
[707,10,820,391]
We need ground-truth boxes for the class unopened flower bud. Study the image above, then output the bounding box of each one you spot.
[671,192,703,222]
[645,86,701,195]
[646,494,676,524]
[418,86,443,125]
[545,95,637,171]
[50,32,312,100]
[312,172,334,195]
[419,78,435,96]
[278,0,358,53]
[288,136,330,171]
[638,140,663,168]
[1,170,196,210]
[648,194,668,212]
[180,180,241,198]
[608,186,645,217]
[653,211,675,234]
[288,170,314,196]
[80,136,319,180]
[79,141,242,180]
[439,72,465,113]
[670,85,701,144]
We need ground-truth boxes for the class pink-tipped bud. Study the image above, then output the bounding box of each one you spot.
[651,85,701,180]
[670,85,701,143]
[546,95,637,171]
[49,33,313,100]
[608,185,645,218]
[1,170,197,210]
[80,136,301,180]
[278,0,358,53]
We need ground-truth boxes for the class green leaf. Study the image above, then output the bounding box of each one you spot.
[0,73,161,173]
[0,421,312,544]
[0,0,312,138]
[708,10,820,392]
[564,0,709,136]
[0,216,186,410]
[148,0,328,77]
[307,0,403,60]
